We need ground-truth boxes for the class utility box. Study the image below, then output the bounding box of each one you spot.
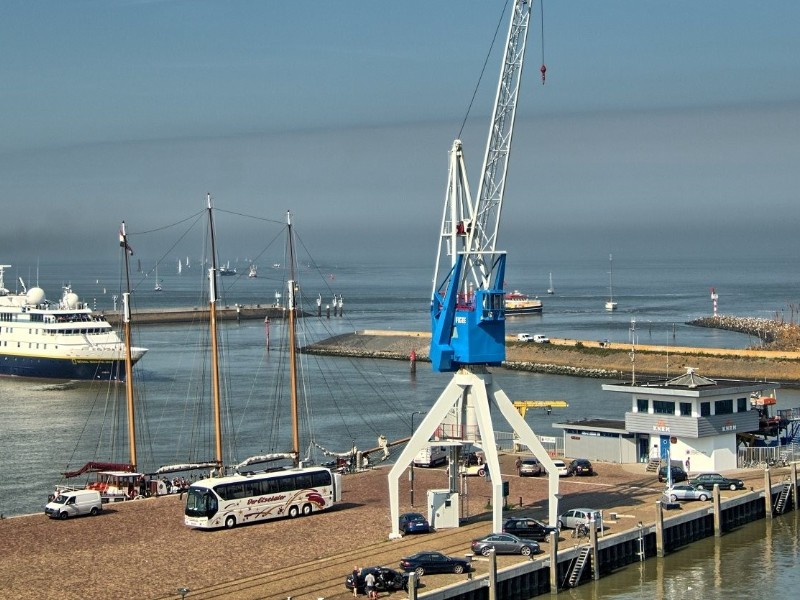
[428,489,460,529]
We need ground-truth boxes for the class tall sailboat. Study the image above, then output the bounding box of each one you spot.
[547,272,554,295]
[605,253,617,311]
[53,222,149,502]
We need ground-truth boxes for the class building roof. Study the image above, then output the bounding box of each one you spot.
[553,418,628,434]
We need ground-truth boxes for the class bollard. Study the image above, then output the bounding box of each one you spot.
[764,467,773,518]
[712,484,722,537]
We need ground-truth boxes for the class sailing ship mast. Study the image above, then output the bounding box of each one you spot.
[120,222,137,471]
[286,211,301,467]
[206,194,225,473]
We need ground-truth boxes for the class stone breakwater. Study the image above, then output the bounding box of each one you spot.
[688,315,800,350]
[304,330,800,383]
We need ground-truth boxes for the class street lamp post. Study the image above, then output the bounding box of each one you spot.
[410,410,423,507]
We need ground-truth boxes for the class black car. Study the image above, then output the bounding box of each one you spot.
[567,458,594,476]
[690,473,745,491]
[345,566,415,594]
[471,533,542,556]
[502,517,560,541]
[658,465,688,483]
[399,551,471,578]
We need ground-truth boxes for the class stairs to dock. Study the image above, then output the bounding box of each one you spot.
[774,479,793,514]
[645,458,660,472]
[565,546,592,588]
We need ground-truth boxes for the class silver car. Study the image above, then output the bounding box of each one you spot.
[664,484,711,502]
[557,508,603,531]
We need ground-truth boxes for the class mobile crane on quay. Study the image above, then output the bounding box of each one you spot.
[388,0,561,538]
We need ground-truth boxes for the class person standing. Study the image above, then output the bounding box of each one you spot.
[364,570,377,599]
[352,565,360,597]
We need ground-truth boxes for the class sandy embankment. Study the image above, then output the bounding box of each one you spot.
[304,329,800,383]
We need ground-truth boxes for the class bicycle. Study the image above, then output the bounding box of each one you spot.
[572,522,590,539]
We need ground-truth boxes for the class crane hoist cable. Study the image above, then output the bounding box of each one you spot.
[540,0,547,84]
[457,1,510,140]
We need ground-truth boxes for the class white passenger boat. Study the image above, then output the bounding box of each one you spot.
[0,264,146,381]
[504,290,543,315]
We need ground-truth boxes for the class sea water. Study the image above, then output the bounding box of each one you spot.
[1,252,799,522]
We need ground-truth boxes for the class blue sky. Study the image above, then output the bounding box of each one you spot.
[1,0,799,265]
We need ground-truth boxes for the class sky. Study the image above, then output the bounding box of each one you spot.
[1,0,799,267]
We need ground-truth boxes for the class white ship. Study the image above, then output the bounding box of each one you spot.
[0,265,147,381]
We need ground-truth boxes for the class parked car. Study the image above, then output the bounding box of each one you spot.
[471,533,542,556]
[557,508,604,531]
[399,551,471,578]
[345,566,417,594]
[518,457,543,477]
[398,512,431,535]
[516,333,533,342]
[658,465,688,483]
[532,334,550,344]
[567,458,594,476]
[664,484,711,502]
[690,473,745,491]
[502,517,559,541]
[550,459,569,477]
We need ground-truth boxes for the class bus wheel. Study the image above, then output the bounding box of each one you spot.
[224,516,236,529]
[302,503,313,516]
[288,505,299,518]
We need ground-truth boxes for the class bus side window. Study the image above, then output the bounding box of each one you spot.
[312,471,331,487]
[295,474,312,489]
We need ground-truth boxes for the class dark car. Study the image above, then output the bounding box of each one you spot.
[658,465,688,483]
[398,512,431,535]
[502,517,559,541]
[399,551,471,578]
[567,458,594,476]
[471,533,542,556]
[345,566,416,594]
[690,473,745,491]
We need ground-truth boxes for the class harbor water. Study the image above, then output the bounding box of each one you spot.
[561,512,800,600]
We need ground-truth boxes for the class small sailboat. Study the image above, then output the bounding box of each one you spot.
[177,259,182,275]
[154,264,162,292]
[248,263,258,278]
[547,272,554,295]
[605,253,617,311]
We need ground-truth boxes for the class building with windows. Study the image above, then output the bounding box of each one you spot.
[600,368,776,472]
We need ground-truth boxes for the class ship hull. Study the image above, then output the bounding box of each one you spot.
[0,354,143,381]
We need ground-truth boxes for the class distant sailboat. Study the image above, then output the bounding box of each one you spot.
[605,254,617,311]
[547,272,554,295]
[154,264,162,292]
[177,259,182,275]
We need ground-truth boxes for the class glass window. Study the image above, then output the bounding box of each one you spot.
[653,400,675,415]
[700,402,711,417]
[636,399,648,413]
[715,399,733,415]
[737,397,748,412]
[680,402,692,416]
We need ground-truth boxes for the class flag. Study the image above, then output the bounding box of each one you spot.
[119,225,134,256]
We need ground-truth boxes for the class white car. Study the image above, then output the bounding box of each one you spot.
[532,334,550,344]
[516,333,533,342]
[557,508,604,531]
[664,484,711,502]
[550,459,569,476]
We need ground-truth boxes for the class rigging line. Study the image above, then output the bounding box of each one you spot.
[214,207,286,226]
[128,209,205,236]
[457,0,510,140]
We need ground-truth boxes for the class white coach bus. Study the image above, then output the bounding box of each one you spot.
[184,466,341,529]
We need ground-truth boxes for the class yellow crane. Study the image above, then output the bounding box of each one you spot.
[513,400,569,418]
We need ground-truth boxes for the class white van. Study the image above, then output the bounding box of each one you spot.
[413,445,448,467]
[45,489,103,520]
